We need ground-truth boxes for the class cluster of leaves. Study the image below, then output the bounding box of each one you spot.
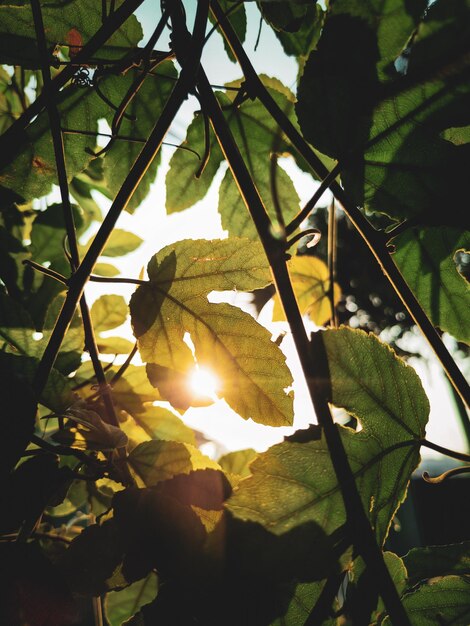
[0,1,469,625]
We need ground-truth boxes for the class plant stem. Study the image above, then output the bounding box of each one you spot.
[0,0,146,165]
[196,66,412,626]
[327,199,338,327]
[210,0,470,411]
[33,0,210,398]
[420,439,470,463]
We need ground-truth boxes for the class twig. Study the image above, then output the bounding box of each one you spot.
[327,199,338,327]
[423,465,470,484]
[419,439,470,463]
[286,162,342,236]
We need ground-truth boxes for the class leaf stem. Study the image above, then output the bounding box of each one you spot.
[196,58,412,626]
[210,0,470,411]
[420,439,470,463]
[327,199,338,327]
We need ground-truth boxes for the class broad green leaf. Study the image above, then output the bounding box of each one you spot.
[328,0,427,79]
[269,581,334,626]
[0,0,143,68]
[382,576,470,625]
[403,542,470,586]
[42,292,84,374]
[0,291,39,356]
[227,327,429,541]
[218,449,257,478]
[93,263,120,277]
[272,255,341,326]
[128,440,220,487]
[103,229,143,257]
[0,86,110,202]
[101,62,177,213]
[273,4,324,61]
[258,1,313,33]
[132,405,196,445]
[106,365,162,416]
[166,111,224,213]
[219,161,300,240]
[105,573,158,626]
[30,203,83,267]
[96,336,135,354]
[218,80,301,238]
[296,0,470,226]
[130,238,293,425]
[393,228,470,344]
[91,295,128,332]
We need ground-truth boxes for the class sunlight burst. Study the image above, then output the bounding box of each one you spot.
[188,366,220,401]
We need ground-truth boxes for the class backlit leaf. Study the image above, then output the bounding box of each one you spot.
[227,328,429,542]
[0,0,143,68]
[404,542,470,586]
[209,0,246,63]
[101,61,177,213]
[393,228,470,344]
[128,440,220,487]
[382,576,470,625]
[132,405,196,445]
[218,449,257,478]
[105,573,158,626]
[84,228,143,258]
[130,238,293,425]
[272,255,341,326]
[91,295,128,332]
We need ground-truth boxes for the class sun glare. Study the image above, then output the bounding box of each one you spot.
[188,367,220,401]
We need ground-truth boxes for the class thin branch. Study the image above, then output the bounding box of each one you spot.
[89,275,146,285]
[286,228,321,251]
[210,0,470,411]
[327,199,338,327]
[110,342,138,385]
[22,259,68,284]
[420,439,470,463]
[286,162,342,236]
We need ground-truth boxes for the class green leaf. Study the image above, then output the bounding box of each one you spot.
[91,295,128,332]
[441,125,470,145]
[258,1,313,33]
[269,581,333,626]
[0,0,143,69]
[105,573,158,626]
[0,67,28,134]
[106,365,162,416]
[101,229,143,257]
[393,228,470,344]
[128,440,220,487]
[96,336,135,354]
[273,4,324,61]
[132,405,196,445]
[93,263,121,277]
[166,111,224,214]
[0,86,111,202]
[101,61,177,213]
[218,449,257,478]
[403,542,470,586]
[130,238,293,425]
[227,328,429,541]
[296,0,470,226]
[382,576,470,625]
[272,254,341,326]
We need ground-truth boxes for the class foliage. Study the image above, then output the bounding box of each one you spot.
[0,1,469,625]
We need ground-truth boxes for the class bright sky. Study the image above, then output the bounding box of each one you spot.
[82,2,467,459]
